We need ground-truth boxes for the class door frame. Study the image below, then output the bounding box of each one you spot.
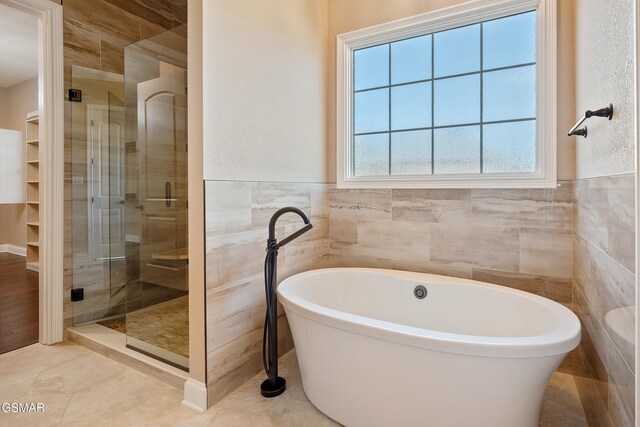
[635,0,639,420]
[1,0,64,345]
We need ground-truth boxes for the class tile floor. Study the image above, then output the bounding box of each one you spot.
[0,342,587,426]
[98,296,189,358]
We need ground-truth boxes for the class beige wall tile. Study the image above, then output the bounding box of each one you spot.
[100,39,124,74]
[206,280,254,351]
[392,189,471,223]
[330,189,391,220]
[63,20,101,70]
[283,218,329,267]
[352,220,429,263]
[574,283,635,424]
[471,182,573,230]
[574,235,635,353]
[429,224,519,271]
[473,269,572,306]
[205,181,252,234]
[329,218,357,249]
[520,227,573,279]
[251,182,311,229]
[205,180,331,406]
[102,0,175,30]
[607,175,635,272]
[574,174,635,272]
[64,0,141,46]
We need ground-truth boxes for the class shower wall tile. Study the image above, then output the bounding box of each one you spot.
[64,0,142,46]
[102,0,175,30]
[100,39,124,74]
[63,21,101,71]
[205,180,333,407]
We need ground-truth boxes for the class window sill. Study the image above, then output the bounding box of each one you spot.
[338,173,557,189]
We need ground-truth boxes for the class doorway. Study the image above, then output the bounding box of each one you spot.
[0,0,64,350]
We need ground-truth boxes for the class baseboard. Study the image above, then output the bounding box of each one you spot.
[182,378,208,413]
[0,244,26,256]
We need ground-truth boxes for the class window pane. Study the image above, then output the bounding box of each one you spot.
[354,44,389,90]
[434,24,480,77]
[434,126,480,174]
[391,130,432,175]
[391,35,431,84]
[354,88,389,134]
[391,82,431,130]
[483,65,536,122]
[354,133,389,176]
[483,11,536,70]
[483,121,536,173]
[434,74,480,126]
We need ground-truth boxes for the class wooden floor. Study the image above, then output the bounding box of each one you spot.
[0,253,38,354]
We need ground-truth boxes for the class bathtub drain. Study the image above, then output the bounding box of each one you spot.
[414,285,427,299]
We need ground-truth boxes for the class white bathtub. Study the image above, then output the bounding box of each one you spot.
[278,268,581,427]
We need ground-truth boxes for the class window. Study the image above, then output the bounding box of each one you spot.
[337,0,557,189]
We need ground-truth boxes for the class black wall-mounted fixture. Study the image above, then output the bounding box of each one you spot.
[567,104,613,138]
[68,88,82,103]
[71,288,84,302]
[261,207,313,398]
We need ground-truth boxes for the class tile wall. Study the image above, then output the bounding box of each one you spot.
[204,181,332,406]
[328,184,574,308]
[573,174,635,426]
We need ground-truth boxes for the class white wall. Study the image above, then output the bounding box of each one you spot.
[0,77,38,248]
[574,0,635,178]
[202,0,329,183]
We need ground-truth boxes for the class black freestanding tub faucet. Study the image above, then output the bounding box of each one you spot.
[261,207,313,398]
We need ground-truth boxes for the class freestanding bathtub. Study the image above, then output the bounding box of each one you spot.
[278,268,581,427]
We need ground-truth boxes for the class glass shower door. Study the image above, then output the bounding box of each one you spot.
[70,65,128,325]
[124,31,189,370]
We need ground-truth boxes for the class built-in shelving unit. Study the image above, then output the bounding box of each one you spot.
[25,112,40,272]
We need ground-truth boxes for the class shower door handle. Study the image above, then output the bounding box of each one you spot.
[165,181,172,207]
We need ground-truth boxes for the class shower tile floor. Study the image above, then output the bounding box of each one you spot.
[0,341,587,426]
[98,295,189,358]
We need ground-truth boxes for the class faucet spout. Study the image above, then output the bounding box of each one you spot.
[267,207,313,249]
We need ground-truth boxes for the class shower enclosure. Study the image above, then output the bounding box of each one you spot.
[71,26,189,370]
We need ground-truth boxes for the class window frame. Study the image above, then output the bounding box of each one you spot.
[336,0,557,189]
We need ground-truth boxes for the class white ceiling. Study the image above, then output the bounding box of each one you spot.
[0,3,38,88]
